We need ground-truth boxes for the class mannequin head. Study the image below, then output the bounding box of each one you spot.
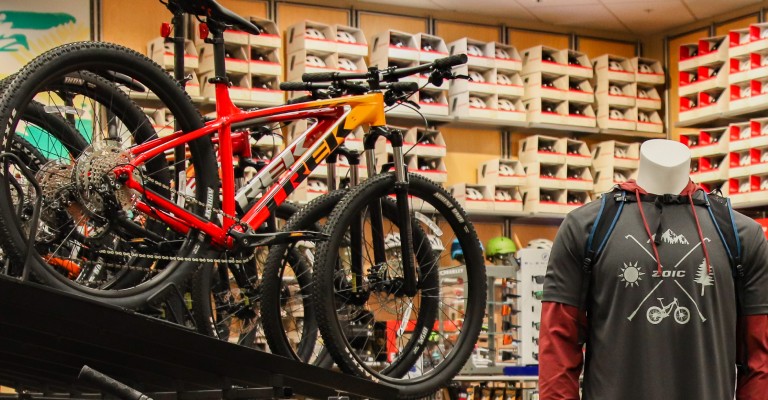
[635,139,691,195]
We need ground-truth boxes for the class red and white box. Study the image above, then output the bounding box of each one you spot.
[147,37,199,70]
[371,30,420,63]
[198,44,249,74]
[564,102,596,128]
[416,33,449,62]
[523,72,568,101]
[565,139,592,167]
[524,98,567,125]
[521,45,567,75]
[566,50,593,79]
[522,187,568,214]
[477,158,527,186]
[249,75,283,105]
[495,72,524,97]
[285,20,337,54]
[492,185,524,213]
[635,108,663,134]
[680,127,728,157]
[450,183,495,212]
[591,140,640,169]
[593,54,634,83]
[249,47,281,76]
[248,16,281,49]
[597,104,636,131]
[565,165,593,191]
[596,80,636,107]
[450,92,497,120]
[335,25,368,57]
[631,57,664,85]
[286,50,337,81]
[519,134,566,165]
[592,166,638,194]
[496,96,526,122]
[729,27,752,58]
[679,36,727,70]
[636,85,662,110]
[406,127,446,157]
[691,155,728,182]
[728,122,753,152]
[449,37,495,69]
[523,162,567,190]
[452,65,497,95]
[729,150,753,177]
[493,42,522,72]
[567,77,594,103]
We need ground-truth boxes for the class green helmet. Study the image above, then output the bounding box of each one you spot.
[486,236,517,258]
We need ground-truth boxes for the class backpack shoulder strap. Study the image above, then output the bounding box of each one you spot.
[703,190,748,374]
[580,189,627,310]
[703,192,743,276]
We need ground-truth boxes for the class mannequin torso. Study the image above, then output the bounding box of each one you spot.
[634,139,691,195]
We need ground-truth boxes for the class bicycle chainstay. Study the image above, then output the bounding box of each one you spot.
[36,166,266,286]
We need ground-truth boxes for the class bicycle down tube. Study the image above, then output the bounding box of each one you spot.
[114,94,385,248]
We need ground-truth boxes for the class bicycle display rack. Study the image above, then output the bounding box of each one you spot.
[0,275,399,399]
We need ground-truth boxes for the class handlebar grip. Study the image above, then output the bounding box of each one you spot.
[79,366,152,400]
[433,54,468,69]
[279,82,318,91]
[387,82,419,92]
[302,72,339,83]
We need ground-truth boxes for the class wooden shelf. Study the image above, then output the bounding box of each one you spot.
[675,105,768,129]
[388,110,664,139]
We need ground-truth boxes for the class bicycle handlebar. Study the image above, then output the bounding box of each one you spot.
[301,54,467,83]
[78,366,152,400]
[384,54,468,82]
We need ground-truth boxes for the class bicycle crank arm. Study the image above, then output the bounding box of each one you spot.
[229,229,330,248]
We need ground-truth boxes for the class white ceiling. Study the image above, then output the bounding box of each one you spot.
[357,0,762,35]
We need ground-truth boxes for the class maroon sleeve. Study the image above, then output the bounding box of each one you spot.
[539,301,586,400]
[736,315,768,399]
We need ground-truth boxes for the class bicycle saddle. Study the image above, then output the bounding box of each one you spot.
[167,0,262,35]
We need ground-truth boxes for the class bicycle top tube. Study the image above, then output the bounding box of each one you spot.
[116,91,387,250]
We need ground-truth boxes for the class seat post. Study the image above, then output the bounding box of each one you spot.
[204,19,229,86]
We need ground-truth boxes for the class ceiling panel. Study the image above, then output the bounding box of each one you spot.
[357,0,445,9]
[355,0,763,35]
[517,0,601,7]
[526,4,626,31]
[605,1,696,34]
[433,0,537,19]
[683,0,760,19]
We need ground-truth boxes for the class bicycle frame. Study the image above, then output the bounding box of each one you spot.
[113,83,386,249]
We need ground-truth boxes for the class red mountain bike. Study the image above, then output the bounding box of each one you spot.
[0,1,486,396]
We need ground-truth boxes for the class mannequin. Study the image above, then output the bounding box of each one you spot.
[538,139,768,400]
[634,139,691,195]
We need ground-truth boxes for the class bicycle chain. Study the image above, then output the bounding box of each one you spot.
[42,166,262,284]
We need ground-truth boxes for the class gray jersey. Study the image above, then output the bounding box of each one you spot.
[543,192,768,399]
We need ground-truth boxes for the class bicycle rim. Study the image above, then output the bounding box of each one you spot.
[313,173,486,398]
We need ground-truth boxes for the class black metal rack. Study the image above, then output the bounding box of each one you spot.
[0,275,399,399]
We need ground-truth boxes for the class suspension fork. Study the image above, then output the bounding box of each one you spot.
[388,129,417,297]
[345,127,390,292]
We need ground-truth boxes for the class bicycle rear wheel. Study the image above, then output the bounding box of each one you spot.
[313,172,486,398]
[261,189,348,366]
[190,202,298,348]
[0,42,219,309]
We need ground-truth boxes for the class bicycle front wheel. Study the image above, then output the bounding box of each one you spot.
[312,172,486,399]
